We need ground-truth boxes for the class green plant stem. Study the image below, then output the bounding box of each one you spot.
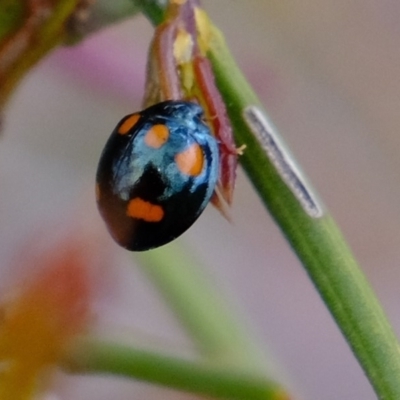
[136,1,400,398]
[134,0,271,373]
[206,25,400,400]
[64,242,289,400]
[133,0,165,25]
[0,1,24,39]
[65,338,287,400]
[0,0,81,108]
[135,244,265,371]
[0,1,140,108]
[68,0,141,39]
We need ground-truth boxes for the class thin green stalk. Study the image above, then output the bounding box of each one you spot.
[135,1,400,398]
[136,3,400,396]
[0,0,81,108]
[133,0,275,375]
[0,1,24,39]
[135,244,265,371]
[206,24,400,400]
[65,338,288,400]
[0,1,140,108]
[133,0,166,25]
[65,240,288,399]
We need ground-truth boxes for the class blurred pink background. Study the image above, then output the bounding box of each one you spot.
[2,1,400,399]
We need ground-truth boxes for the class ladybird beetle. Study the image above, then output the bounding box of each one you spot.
[96,100,219,251]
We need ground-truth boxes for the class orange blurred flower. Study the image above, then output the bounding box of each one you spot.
[0,238,93,400]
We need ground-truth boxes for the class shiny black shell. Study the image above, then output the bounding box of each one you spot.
[96,100,219,251]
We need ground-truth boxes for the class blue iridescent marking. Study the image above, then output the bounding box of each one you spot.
[96,100,219,251]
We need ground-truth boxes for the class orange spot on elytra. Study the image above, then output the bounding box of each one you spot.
[127,198,164,222]
[118,114,140,135]
[144,124,169,148]
[175,143,204,176]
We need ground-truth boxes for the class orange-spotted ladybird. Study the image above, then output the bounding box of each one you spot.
[96,100,219,251]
